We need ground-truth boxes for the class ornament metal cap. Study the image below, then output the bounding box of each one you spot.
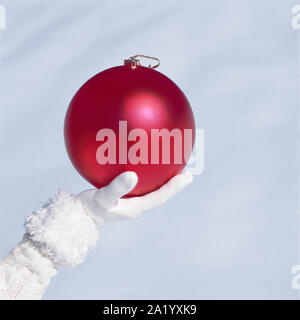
[124,54,160,69]
[124,58,141,69]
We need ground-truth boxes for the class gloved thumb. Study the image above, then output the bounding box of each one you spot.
[94,171,138,209]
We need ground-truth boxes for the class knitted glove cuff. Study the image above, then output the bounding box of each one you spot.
[24,189,99,267]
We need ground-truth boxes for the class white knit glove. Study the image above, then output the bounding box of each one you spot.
[0,171,193,299]
[79,171,193,224]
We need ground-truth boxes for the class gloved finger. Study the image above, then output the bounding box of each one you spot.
[109,172,193,218]
[95,171,138,209]
[139,171,193,211]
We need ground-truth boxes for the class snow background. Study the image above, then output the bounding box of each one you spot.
[0,0,299,299]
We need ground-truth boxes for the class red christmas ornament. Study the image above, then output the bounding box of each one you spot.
[64,55,195,197]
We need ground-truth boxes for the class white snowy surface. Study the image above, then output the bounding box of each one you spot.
[0,0,299,299]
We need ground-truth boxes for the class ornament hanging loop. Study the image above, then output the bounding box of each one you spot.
[129,54,160,69]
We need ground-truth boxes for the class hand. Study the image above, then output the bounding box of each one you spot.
[78,171,193,225]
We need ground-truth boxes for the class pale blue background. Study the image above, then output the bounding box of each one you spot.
[0,0,299,299]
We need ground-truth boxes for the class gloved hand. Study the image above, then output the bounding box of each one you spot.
[79,171,193,224]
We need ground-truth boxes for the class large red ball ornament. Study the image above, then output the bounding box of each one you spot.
[64,55,195,197]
